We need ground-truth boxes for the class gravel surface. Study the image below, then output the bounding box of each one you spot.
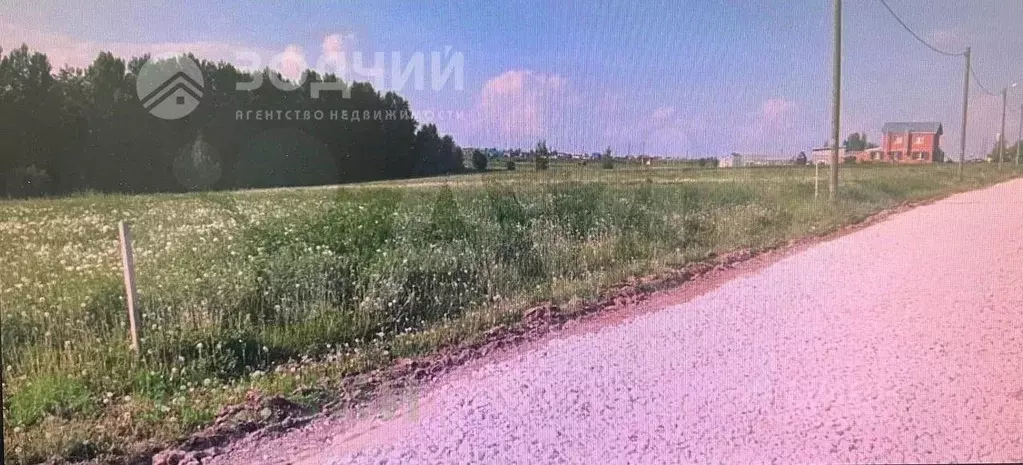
[212,179,1023,465]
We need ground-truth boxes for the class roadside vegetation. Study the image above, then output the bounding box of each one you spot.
[1,163,1018,463]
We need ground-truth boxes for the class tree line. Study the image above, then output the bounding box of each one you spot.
[0,44,465,197]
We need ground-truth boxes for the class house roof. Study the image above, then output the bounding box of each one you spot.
[882,122,943,134]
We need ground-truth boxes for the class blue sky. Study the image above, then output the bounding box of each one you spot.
[2,0,1021,157]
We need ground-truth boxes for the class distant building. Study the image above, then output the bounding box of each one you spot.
[719,153,792,167]
[879,122,943,163]
[743,156,793,167]
[811,146,846,165]
[854,147,884,163]
[719,153,742,168]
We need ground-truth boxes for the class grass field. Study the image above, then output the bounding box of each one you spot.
[1,162,1018,463]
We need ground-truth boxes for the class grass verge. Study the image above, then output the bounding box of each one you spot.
[1,163,1019,463]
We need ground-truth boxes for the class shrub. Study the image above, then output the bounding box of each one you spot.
[535,157,549,170]
[601,147,614,170]
[472,150,488,171]
[506,160,516,171]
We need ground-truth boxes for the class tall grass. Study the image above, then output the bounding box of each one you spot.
[1,163,1017,463]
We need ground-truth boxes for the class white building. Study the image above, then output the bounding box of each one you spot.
[719,153,794,168]
[811,147,846,165]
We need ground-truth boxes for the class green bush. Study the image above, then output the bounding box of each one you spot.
[472,150,488,171]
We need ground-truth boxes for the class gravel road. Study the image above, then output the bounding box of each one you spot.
[212,179,1023,465]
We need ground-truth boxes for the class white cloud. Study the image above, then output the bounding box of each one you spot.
[760,97,797,123]
[928,28,970,53]
[321,32,355,56]
[0,21,348,84]
[0,21,268,70]
[476,69,570,144]
[650,105,677,121]
[730,97,803,155]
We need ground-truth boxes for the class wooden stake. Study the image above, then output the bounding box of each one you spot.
[815,161,820,200]
[118,221,142,355]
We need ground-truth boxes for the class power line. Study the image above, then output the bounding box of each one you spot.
[878,1,1002,97]
[969,66,1002,96]
[878,0,965,57]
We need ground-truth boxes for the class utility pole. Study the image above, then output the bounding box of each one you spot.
[1017,103,1022,167]
[958,47,970,181]
[999,87,1007,170]
[1,292,4,457]
[830,0,842,201]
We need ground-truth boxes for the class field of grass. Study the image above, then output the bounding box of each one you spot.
[1,162,1018,463]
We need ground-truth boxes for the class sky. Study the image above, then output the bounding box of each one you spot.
[2,0,1021,158]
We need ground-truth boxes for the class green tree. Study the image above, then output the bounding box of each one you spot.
[0,43,465,197]
[0,45,62,196]
[472,149,488,171]
[601,147,614,169]
[534,139,550,170]
[844,132,866,152]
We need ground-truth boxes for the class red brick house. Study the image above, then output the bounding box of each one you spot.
[877,122,943,163]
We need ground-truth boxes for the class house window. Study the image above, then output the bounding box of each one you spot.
[914,136,924,144]
[895,136,904,144]
[892,151,903,160]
